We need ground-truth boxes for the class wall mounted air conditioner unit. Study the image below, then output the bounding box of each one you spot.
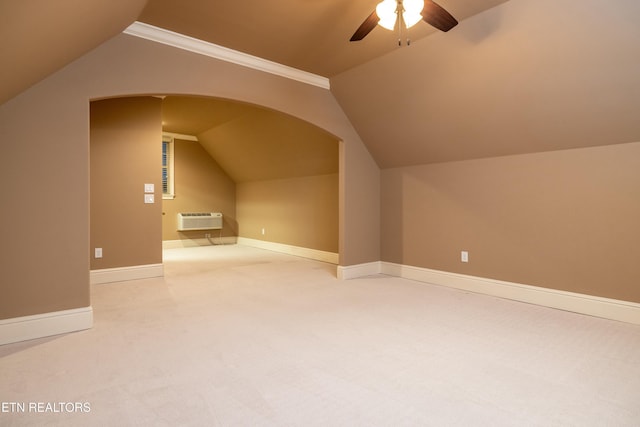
[177,212,223,231]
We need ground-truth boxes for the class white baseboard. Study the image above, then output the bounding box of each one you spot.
[337,261,382,280]
[0,307,93,346]
[338,260,640,325]
[380,262,640,325]
[163,237,238,249]
[90,263,164,285]
[237,237,339,264]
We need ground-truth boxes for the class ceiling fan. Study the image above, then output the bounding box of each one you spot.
[350,0,458,42]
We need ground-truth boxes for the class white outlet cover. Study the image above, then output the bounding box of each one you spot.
[144,183,154,193]
[144,194,155,204]
[461,251,469,263]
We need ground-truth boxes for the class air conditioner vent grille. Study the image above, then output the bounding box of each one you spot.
[177,212,223,231]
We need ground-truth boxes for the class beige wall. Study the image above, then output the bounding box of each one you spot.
[237,174,339,253]
[90,97,163,270]
[381,142,640,303]
[0,33,380,320]
[162,138,237,241]
[0,80,90,319]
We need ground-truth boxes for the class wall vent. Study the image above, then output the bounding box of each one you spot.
[177,212,223,231]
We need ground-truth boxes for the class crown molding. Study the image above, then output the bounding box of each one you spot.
[123,21,330,90]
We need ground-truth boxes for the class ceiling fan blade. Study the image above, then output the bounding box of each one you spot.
[350,10,380,41]
[421,0,458,32]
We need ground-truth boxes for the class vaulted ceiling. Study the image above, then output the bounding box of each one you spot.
[138,0,509,77]
[3,0,640,176]
[333,0,640,167]
[1,0,507,104]
[0,0,147,103]
[161,96,339,183]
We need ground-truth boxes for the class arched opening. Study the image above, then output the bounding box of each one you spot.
[89,95,340,281]
[161,95,340,256]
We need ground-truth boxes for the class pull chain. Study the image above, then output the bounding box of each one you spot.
[396,1,411,46]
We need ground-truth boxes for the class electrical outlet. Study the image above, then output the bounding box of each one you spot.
[95,248,103,259]
[461,251,469,263]
[261,228,265,235]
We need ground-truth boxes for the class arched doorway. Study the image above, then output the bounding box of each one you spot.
[160,95,340,259]
[89,95,340,283]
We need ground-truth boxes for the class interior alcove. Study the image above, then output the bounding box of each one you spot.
[90,94,340,274]
[160,95,340,253]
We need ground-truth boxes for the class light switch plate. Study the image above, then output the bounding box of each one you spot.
[144,183,154,193]
[144,194,155,204]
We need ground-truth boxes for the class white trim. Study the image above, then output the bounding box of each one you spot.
[0,307,93,346]
[90,264,164,285]
[381,262,640,325]
[163,132,198,142]
[237,237,338,264]
[124,21,330,90]
[337,261,382,280]
[163,237,238,249]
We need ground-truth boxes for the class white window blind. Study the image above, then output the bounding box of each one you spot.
[162,135,175,199]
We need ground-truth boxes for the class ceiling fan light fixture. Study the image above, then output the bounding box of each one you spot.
[350,0,456,42]
[402,0,425,28]
[376,0,398,30]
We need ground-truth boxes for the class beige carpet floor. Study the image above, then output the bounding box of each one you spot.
[2,245,640,426]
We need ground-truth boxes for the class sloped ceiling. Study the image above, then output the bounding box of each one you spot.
[138,0,509,77]
[330,0,640,168]
[3,0,639,174]
[0,0,147,104]
[161,96,339,183]
[1,0,508,106]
